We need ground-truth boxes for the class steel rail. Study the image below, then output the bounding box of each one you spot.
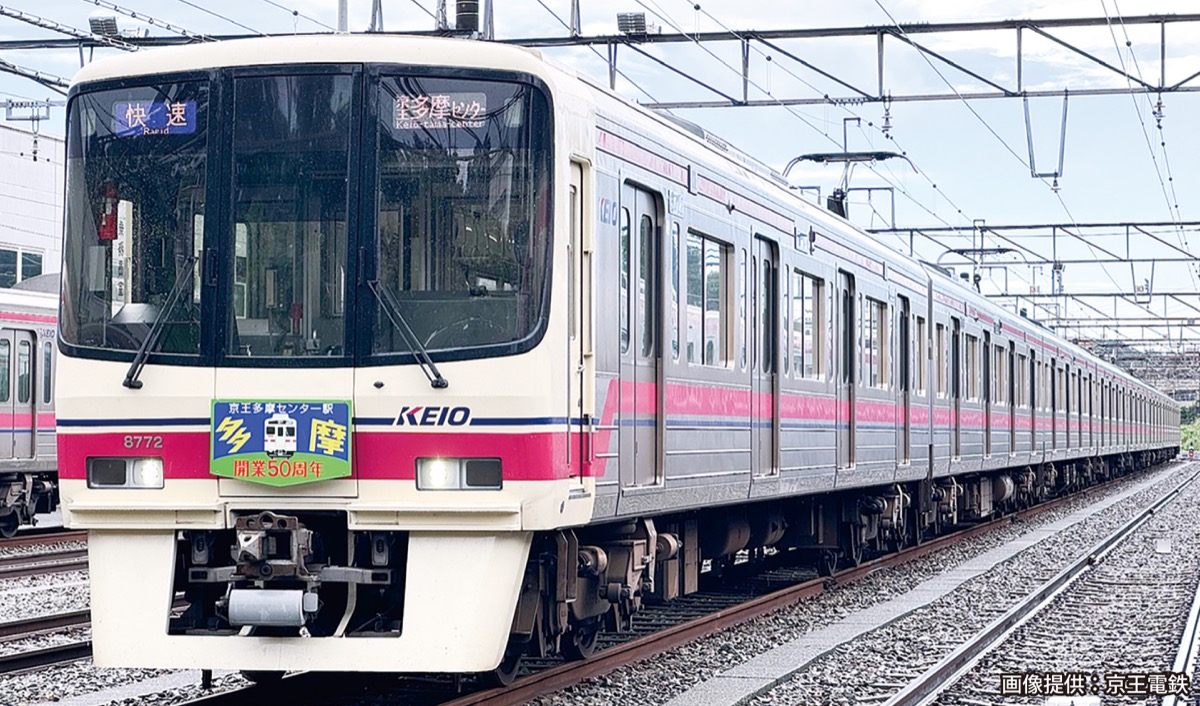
[1162,549,1200,706]
[0,609,90,640]
[0,549,89,580]
[882,465,1200,706]
[0,640,93,674]
[0,529,87,548]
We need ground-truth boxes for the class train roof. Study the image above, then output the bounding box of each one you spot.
[71,34,548,86]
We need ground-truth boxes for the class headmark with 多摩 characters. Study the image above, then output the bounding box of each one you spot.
[210,400,352,486]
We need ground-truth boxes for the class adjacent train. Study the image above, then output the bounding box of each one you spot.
[55,35,1178,682]
[0,281,58,537]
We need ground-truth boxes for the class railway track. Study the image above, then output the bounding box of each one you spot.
[883,464,1200,706]
[0,640,92,675]
[0,532,94,675]
[0,609,90,640]
[1164,558,1200,706]
[170,470,1152,706]
[0,611,94,675]
[0,529,86,549]
[0,548,89,580]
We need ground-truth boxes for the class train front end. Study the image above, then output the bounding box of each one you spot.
[56,36,593,674]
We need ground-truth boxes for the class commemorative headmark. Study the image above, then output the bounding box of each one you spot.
[210,400,352,486]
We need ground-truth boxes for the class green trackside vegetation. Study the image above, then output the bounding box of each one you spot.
[1182,405,1200,451]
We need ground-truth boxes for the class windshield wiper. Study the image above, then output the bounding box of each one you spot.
[123,255,197,390]
[367,279,449,389]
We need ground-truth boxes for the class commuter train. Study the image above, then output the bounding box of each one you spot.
[56,35,1178,682]
[0,281,58,537]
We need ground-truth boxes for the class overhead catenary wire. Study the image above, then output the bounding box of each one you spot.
[637,0,960,231]
[1101,0,1196,289]
[0,4,137,51]
[258,0,336,31]
[83,0,215,41]
[644,0,1014,277]
[0,59,68,94]
[172,0,263,35]
[534,0,660,103]
[672,0,1153,334]
[869,0,1171,337]
[406,0,436,22]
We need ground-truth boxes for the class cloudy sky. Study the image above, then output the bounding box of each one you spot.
[3,0,1200,339]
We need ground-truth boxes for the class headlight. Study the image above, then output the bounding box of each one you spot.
[416,458,502,490]
[86,457,165,489]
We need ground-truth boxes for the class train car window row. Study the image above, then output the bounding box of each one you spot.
[0,248,44,289]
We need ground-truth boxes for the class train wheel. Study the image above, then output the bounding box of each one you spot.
[481,648,522,687]
[240,670,284,685]
[561,620,602,661]
[817,549,838,577]
[0,514,17,539]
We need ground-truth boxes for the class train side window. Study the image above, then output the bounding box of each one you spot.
[791,271,823,379]
[620,208,630,354]
[915,316,926,394]
[0,340,9,403]
[863,297,887,388]
[739,248,746,369]
[685,231,729,367]
[760,256,775,373]
[935,323,946,396]
[638,214,655,357]
[42,342,51,405]
[993,345,1005,404]
[17,340,29,404]
[1016,353,1028,407]
[670,223,679,361]
[964,334,978,399]
[781,267,789,376]
[568,180,577,342]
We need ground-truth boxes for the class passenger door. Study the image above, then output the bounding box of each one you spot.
[836,271,855,469]
[0,332,11,459]
[752,237,778,477]
[618,186,661,489]
[569,162,591,488]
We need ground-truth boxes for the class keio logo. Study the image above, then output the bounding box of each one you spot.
[394,406,471,426]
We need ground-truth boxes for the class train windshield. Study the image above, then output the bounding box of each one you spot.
[61,80,208,357]
[370,76,551,358]
[60,70,551,365]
